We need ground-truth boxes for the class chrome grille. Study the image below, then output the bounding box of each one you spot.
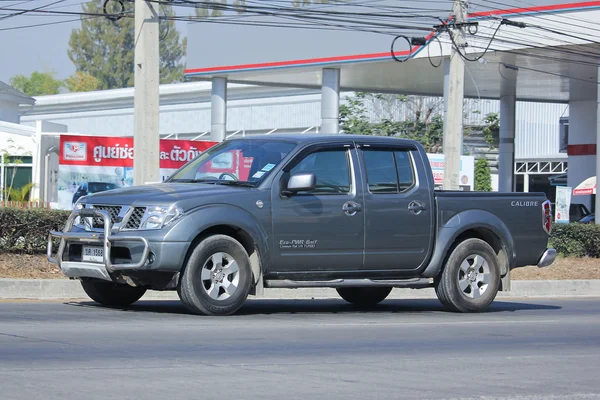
[125,207,146,229]
[90,205,122,228]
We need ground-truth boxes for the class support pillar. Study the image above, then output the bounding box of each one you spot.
[523,173,529,193]
[568,86,597,213]
[211,77,227,142]
[596,65,600,224]
[133,0,160,186]
[321,68,340,134]
[498,62,518,193]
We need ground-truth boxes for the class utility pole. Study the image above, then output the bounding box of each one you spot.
[133,0,160,185]
[442,0,467,190]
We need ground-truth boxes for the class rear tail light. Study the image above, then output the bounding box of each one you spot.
[542,200,552,234]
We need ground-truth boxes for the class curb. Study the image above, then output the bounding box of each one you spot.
[1,278,599,301]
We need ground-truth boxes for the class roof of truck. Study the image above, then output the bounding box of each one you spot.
[235,134,419,146]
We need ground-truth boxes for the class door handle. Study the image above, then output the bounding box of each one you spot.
[342,201,362,216]
[408,201,426,215]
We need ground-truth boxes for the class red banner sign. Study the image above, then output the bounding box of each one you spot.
[60,135,217,169]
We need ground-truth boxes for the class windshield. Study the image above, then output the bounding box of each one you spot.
[88,182,119,193]
[167,139,297,185]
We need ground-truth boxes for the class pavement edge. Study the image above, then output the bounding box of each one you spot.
[1,278,599,301]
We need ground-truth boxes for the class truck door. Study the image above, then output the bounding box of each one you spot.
[357,143,434,271]
[271,143,365,273]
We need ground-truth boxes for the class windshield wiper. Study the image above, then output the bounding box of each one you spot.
[169,179,218,184]
[213,180,255,187]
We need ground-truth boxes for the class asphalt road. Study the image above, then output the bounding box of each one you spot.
[1,297,600,400]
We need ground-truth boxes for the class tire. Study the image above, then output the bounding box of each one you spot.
[336,287,392,307]
[80,280,146,307]
[434,238,500,313]
[178,235,252,316]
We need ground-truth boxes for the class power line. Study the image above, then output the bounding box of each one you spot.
[0,14,97,31]
[0,0,68,21]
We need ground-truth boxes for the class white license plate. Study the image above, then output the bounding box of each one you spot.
[82,246,104,263]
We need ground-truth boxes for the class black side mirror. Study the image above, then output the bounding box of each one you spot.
[282,173,316,196]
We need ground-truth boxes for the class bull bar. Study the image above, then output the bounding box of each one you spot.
[47,208,150,280]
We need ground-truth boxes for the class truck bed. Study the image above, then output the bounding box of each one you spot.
[434,191,549,268]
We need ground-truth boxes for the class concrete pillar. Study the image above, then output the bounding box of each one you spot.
[211,77,227,142]
[596,65,600,224]
[523,173,529,192]
[498,62,518,193]
[567,100,596,211]
[321,68,340,134]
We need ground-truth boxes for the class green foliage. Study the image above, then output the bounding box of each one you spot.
[550,223,600,258]
[340,93,444,153]
[68,1,186,89]
[6,182,34,202]
[65,71,101,93]
[9,71,63,96]
[1,141,34,201]
[474,157,492,191]
[0,208,71,254]
[482,112,499,149]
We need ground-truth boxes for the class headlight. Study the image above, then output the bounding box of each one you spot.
[139,205,184,230]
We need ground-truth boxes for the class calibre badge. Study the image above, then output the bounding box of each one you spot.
[256,200,264,209]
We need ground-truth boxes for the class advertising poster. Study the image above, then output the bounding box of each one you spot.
[427,154,475,191]
[555,186,572,223]
[58,135,218,210]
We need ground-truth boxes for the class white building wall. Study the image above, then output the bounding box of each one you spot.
[20,84,567,161]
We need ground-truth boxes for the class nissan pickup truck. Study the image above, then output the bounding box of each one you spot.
[47,135,556,315]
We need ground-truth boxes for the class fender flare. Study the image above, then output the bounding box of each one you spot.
[422,209,515,278]
[164,204,270,280]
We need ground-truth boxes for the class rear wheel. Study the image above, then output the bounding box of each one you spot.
[81,280,146,307]
[336,287,392,307]
[178,235,252,316]
[434,238,500,313]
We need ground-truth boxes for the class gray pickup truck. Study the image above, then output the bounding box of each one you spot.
[48,135,556,315]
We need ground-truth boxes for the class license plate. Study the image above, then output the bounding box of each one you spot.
[82,246,104,263]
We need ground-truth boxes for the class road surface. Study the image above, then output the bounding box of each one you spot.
[1,297,599,400]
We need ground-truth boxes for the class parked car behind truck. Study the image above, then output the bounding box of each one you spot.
[48,135,556,315]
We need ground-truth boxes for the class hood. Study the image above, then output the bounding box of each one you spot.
[80,182,249,207]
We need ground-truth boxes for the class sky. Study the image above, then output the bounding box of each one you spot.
[0,0,562,86]
[0,0,192,84]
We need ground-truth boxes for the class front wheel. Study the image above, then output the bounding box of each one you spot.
[336,287,392,307]
[434,238,500,313]
[81,280,147,307]
[178,235,252,316]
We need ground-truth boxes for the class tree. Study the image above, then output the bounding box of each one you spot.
[9,71,63,96]
[474,157,492,192]
[340,92,445,153]
[68,1,187,90]
[65,71,101,93]
[482,112,500,149]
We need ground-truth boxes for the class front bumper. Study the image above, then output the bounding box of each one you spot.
[47,208,151,281]
[537,248,557,268]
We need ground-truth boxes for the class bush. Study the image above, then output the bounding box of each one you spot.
[0,207,71,254]
[550,223,600,258]
[474,157,492,192]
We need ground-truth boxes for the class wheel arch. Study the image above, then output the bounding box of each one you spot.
[168,205,269,293]
[423,210,514,291]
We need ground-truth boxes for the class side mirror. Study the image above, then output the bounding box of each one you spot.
[283,173,316,195]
